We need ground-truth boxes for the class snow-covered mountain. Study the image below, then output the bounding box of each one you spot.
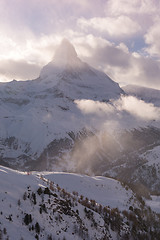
[1,165,160,240]
[1,40,160,197]
[0,39,123,170]
[1,41,160,239]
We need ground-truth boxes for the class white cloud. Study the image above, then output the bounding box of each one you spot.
[104,54,160,90]
[105,0,159,16]
[144,18,160,57]
[0,59,41,81]
[117,43,129,53]
[75,96,160,124]
[116,96,160,120]
[78,16,141,38]
[103,0,160,56]
[0,30,63,81]
[76,35,160,89]
[77,0,160,41]
[75,99,114,116]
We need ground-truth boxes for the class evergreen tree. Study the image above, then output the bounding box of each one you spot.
[35,222,40,234]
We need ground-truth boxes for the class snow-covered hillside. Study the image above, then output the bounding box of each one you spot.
[1,165,160,240]
[43,172,138,211]
[0,39,123,170]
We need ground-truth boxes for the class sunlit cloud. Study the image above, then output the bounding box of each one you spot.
[0,59,41,81]
[75,35,160,89]
[144,18,160,57]
[105,0,159,16]
[75,99,114,116]
[75,96,160,122]
[116,96,160,120]
[78,16,141,38]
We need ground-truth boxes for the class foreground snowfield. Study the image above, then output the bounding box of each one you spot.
[43,172,138,211]
[1,164,160,213]
[0,165,138,211]
[1,165,160,240]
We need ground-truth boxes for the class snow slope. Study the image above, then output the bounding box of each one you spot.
[146,195,160,213]
[142,145,160,167]
[43,172,138,211]
[1,165,159,240]
[0,165,138,212]
[1,165,160,240]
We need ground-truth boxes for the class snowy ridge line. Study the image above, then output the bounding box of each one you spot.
[36,173,112,212]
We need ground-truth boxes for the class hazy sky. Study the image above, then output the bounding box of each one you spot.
[0,0,160,89]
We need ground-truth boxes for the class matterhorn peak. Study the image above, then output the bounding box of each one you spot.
[53,39,78,66]
[40,39,81,78]
[54,39,77,60]
[39,39,122,102]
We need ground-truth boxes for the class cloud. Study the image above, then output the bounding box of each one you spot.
[105,0,159,16]
[0,0,104,37]
[78,16,141,38]
[77,0,160,41]
[144,18,160,57]
[0,60,41,81]
[75,96,160,123]
[116,96,160,120]
[75,99,114,116]
[75,35,160,89]
[107,53,160,90]
[0,32,63,81]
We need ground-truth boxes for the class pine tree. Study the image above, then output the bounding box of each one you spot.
[35,222,40,234]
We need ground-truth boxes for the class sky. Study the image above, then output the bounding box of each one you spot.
[0,0,160,89]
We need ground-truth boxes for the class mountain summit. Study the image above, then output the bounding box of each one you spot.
[40,39,123,100]
[40,39,81,78]
[54,38,78,64]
